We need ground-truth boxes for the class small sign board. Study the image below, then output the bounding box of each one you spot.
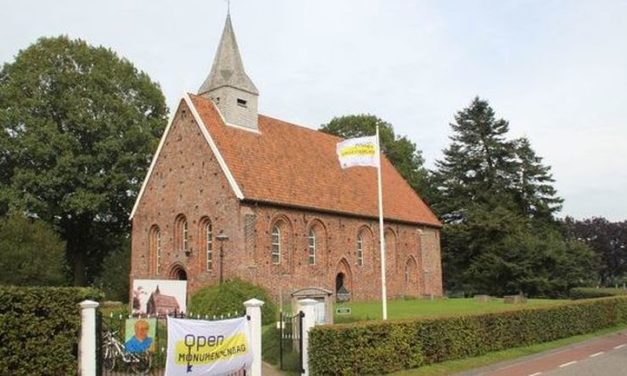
[336,307,352,315]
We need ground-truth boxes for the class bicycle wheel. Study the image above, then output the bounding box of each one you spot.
[102,346,116,371]
[130,352,151,374]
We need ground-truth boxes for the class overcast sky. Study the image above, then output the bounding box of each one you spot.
[2,0,626,221]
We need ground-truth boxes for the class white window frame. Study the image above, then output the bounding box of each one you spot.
[357,233,364,266]
[308,229,316,265]
[271,226,281,264]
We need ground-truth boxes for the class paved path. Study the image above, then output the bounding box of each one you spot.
[457,330,627,376]
[262,361,285,375]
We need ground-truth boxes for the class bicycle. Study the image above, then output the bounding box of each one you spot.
[101,329,152,374]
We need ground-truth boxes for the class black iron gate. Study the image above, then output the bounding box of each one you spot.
[279,310,304,373]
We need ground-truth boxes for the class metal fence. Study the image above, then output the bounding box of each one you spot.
[97,310,246,376]
[279,311,304,373]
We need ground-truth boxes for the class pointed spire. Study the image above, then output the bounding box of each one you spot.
[199,14,258,96]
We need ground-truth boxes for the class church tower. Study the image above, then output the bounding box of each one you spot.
[198,14,259,130]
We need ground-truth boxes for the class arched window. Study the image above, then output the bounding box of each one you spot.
[385,228,397,269]
[356,233,364,266]
[175,215,188,253]
[149,225,161,274]
[199,217,213,271]
[271,225,281,264]
[308,229,316,265]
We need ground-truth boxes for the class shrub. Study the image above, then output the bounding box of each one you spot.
[0,286,103,375]
[93,243,131,302]
[570,287,627,299]
[189,278,277,325]
[309,296,627,375]
[0,213,66,286]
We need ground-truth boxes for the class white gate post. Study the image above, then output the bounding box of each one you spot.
[79,300,99,376]
[299,298,317,376]
[244,298,264,376]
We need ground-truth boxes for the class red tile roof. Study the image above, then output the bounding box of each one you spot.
[188,94,441,227]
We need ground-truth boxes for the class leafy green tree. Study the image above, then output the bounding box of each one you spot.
[443,205,595,297]
[0,213,66,286]
[0,36,167,285]
[92,239,130,302]
[320,114,432,200]
[562,217,627,286]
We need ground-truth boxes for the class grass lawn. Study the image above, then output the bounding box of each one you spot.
[334,297,567,322]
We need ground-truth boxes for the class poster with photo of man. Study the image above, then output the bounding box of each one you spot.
[131,279,187,316]
[125,318,157,353]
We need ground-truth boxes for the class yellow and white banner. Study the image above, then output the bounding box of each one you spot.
[336,135,379,169]
[165,317,252,376]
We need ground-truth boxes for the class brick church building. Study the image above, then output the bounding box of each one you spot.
[130,14,443,302]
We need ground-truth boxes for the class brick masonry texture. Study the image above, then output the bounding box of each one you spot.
[131,101,443,302]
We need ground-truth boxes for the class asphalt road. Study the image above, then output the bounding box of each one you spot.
[543,344,627,376]
[458,330,627,376]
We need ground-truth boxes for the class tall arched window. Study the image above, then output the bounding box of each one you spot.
[385,228,397,264]
[308,229,316,265]
[356,233,364,266]
[175,214,188,253]
[271,225,281,264]
[149,225,161,274]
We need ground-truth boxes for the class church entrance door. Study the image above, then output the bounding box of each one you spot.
[169,264,188,280]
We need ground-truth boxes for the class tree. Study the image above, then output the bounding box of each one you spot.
[0,36,167,285]
[511,137,563,221]
[0,213,66,286]
[320,114,432,200]
[434,97,588,296]
[562,217,627,286]
[93,239,131,302]
[443,204,596,297]
[432,97,517,218]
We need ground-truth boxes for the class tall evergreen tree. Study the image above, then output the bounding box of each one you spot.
[512,137,563,221]
[432,97,516,219]
[0,36,167,285]
[434,97,587,296]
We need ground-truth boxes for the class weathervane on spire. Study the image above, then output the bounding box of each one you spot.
[226,0,230,15]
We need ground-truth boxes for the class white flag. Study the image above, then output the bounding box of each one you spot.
[336,135,379,169]
[165,317,252,376]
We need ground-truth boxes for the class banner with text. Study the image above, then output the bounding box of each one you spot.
[165,316,252,376]
[336,135,379,169]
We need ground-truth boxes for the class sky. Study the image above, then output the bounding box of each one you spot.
[2,0,626,221]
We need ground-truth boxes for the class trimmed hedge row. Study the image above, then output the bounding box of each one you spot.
[309,297,627,375]
[0,286,103,376]
[570,287,627,299]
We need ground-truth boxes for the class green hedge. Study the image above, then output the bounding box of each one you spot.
[0,286,103,376]
[570,287,627,299]
[189,278,277,325]
[309,297,627,375]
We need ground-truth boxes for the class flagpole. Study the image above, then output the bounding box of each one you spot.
[376,125,388,320]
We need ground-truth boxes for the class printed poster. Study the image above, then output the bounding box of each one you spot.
[132,279,187,316]
[165,317,252,376]
[124,318,157,353]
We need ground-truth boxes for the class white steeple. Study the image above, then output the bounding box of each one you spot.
[199,14,259,130]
